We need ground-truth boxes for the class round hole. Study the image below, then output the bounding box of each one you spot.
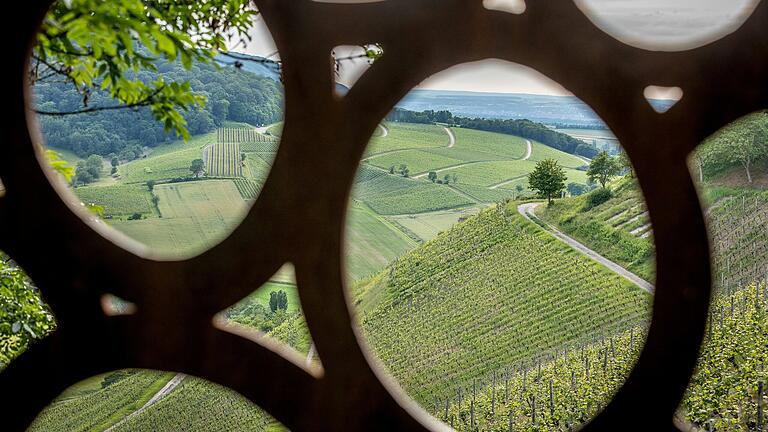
[574,0,760,51]
[29,0,284,261]
[345,60,654,429]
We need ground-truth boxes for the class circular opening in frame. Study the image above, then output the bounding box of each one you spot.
[680,110,768,431]
[343,60,655,429]
[27,369,287,431]
[28,0,284,261]
[574,0,760,52]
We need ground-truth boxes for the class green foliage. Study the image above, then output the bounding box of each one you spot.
[268,290,288,313]
[0,258,55,369]
[586,151,620,188]
[528,159,567,204]
[33,0,258,141]
[538,179,654,281]
[584,188,614,210]
[696,112,768,184]
[45,150,75,182]
[189,158,205,177]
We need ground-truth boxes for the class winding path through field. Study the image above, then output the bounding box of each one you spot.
[377,124,389,138]
[518,202,654,293]
[488,174,528,190]
[104,373,186,432]
[444,127,456,148]
[521,139,532,160]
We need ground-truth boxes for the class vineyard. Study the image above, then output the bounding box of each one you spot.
[355,203,652,407]
[708,191,768,293]
[353,174,474,215]
[108,377,280,432]
[73,184,154,217]
[29,370,174,431]
[439,284,767,431]
[205,143,243,178]
[234,179,260,200]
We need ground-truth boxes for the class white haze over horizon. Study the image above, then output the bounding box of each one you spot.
[230,0,759,99]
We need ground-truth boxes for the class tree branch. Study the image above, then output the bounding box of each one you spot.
[34,87,165,116]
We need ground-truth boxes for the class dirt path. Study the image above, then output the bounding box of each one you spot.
[377,124,389,138]
[522,139,532,160]
[104,373,186,432]
[412,161,485,179]
[518,202,654,293]
[488,174,528,190]
[444,127,456,148]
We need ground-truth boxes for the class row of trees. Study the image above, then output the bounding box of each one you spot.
[386,108,600,158]
[529,151,621,204]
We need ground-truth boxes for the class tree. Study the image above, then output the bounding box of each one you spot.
[190,159,205,178]
[443,174,451,184]
[85,155,103,179]
[587,151,620,188]
[567,182,588,196]
[0,257,56,369]
[389,166,396,175]
[617,151,634,178]
[528,159,567,205]
[111,157,119,168]
[269,290,288,313]
[146,180,156,192]
[30,0,258,140]
[702,113,768,184]
[428,171,438,182]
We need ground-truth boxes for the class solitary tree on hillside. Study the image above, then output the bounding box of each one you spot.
[702,112,768,184]
[443,174,451,184]
[587,151,620,188]
[146,180,156,192]
[528,159,567,205]
[428,171,438,182]
[190,159,205,178]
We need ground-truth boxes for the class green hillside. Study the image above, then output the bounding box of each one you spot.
[354,202,651,406]
[443,284,767,431]
[537,179,655,281]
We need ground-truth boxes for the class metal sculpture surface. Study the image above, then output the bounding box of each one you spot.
[1,1,767,430]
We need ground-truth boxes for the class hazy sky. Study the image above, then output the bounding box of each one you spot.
[232,0,758,98]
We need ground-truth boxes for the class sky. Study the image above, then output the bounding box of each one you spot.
[231,0,759,98]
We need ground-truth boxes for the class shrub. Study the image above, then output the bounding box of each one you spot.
[583,188,613,211]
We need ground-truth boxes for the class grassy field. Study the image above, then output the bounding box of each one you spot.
[365,122,449,155]
[345,201,418,279]
[111,180,247,257]
[388,207,483,242]
[117,136,214,184]
[451,127,528,159]
[367,149,464,174]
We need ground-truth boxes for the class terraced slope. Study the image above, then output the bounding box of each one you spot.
[537,180,655,281]
[354,202,651,406]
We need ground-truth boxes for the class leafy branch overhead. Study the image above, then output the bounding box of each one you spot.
[32,0,258,140]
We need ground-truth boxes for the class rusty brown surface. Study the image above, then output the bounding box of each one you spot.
[2,1,767,430]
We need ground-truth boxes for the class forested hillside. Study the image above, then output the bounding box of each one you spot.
[34,57,283,157]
